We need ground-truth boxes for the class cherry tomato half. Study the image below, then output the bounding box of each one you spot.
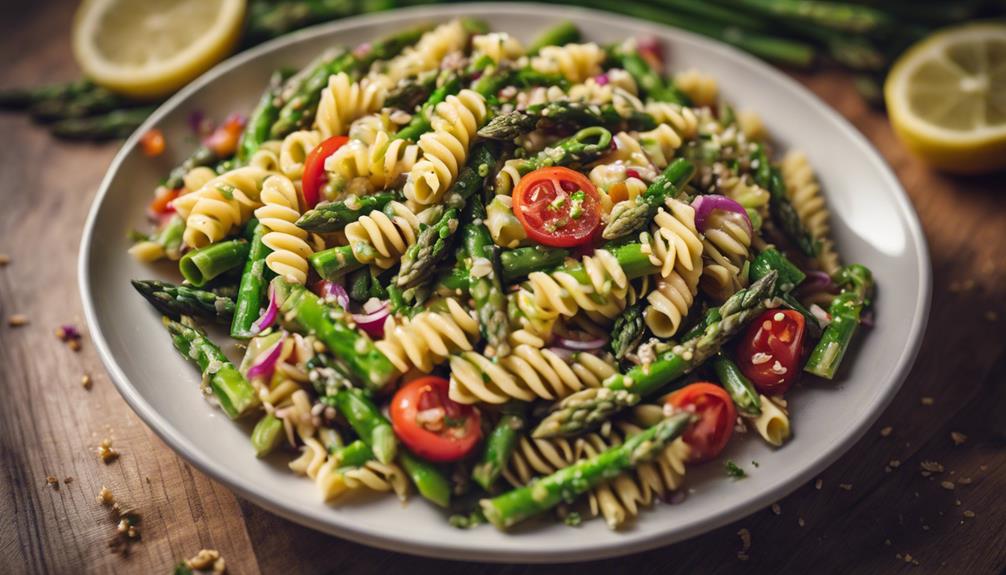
[512,166,601,247]
[148,186,179,217]
[203,114,246,157]
[390,376,481,463]
[301,135,349,209]
[736,309,806,395]
[665,382,736,463]
[140,128,166,157]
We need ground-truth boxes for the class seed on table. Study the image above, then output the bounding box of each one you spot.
[8,314,28,327]
[0,254,9,266]
[81,374,93,390]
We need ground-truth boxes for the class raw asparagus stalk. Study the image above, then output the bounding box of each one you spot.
[400,449,452,508]
[603,157,696,240]
[178,239,250,287]
[131,279,235,323]
[163,317,258,419]
[28,83,132,123]
[244,0,394,44]
[804,264,873,379]
[472,403,526,491]
[274,278,396,391]
[0,79,96,110]
[712,354,761,417]
[610,300,646,361]
[462,195,510,356]
[231,223,274,339]
[526,21,582,55]
[309,245,365,279]
[251,413,284,457]
[329,388,397,465]
[237,69,289,164]
[482,412,693,529]
[50,107,154,140]
[297,190,402,232]
[478,100,653,141]
[716,0,891,34]
[533,270,778,438]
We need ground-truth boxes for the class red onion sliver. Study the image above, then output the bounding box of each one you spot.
[247,333,285,381]
[554,335,608,351]
[321,281,350,311]
[692,195,753,237]
[797,270,835,294]
[353,302,390,339]
[594,73,610,86]
[250,284,279,335]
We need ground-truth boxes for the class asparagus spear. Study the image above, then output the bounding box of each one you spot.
[608,45,689,105]
[251,413,284,457]
[462,195,510,356]
[511,127,614,175]
[611,300,646,361]
[527,21,582,55]
[237,70,289,164]
[478,100,654,141]
[472,403,527,491]
[603,158,696,240]
[231,223,274,339]
[533,270,778,438]
[274,278,395,391]
[50,107,155,140]
[500,246,569,284]
[400,449,452,508]
[178,239,250,287]
[0,79,96,110]
[165,146,220,190]
[28,83,133,123]
[331,439,375,467]
[244,0,395,45]
[131,280,235,323]
[397,143,497,289]
[804,264,873,379]
[712,354,761,417]
[716,0,892,34]
[328,388,397,465]
[163,317,258,419]
[297,190,402,232]
[481,412,693,529]
[309,245,365,279]
[394,73,462,142]
[385,69,439,111]
[750,145,816,258]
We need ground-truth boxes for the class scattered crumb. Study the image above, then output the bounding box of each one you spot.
[0,253,9,266]
[108,509,141,555]
[814,478,823,490]
[55,324,81,341]
[185,549,227,573]
[884,539,891,546]
[97,438,119,464]
[97,486,114,505]
[736,528,752,561]
[980,465,988,472]
[81,374,93,390]
[751,460,759,468]
[771,503,781,515]
[986,311,999,322]
[46,475,59,489]
[958,477,972,485]
[950,432,967,446]
[8,314,28,327]
[940,481,955,491]
[954,500,961,507]
[889,459,901,469]
[64,476,73,484]
[920,397,934,406]
[880,426,893,437]
[69,339,82,352]
[798,517,805,527]
[839,483,853,491]
[920,461,944,473]
[963,510,975,519]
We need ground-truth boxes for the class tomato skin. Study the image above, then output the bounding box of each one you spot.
[140,128,166,157]
[736,309,806,395]
[665,382,736,463]
[301,135,349,209]
[390,376,481,463]
[512,166,601,248]
[203,114,246,157]
[149,186,179,217]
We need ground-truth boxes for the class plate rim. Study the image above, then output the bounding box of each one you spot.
[78,2,932,563]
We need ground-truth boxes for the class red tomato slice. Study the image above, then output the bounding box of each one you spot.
[301,135,348,209]
[665,382,736,463]
[390,376,481,463]
[148,186,179,216]
[512,166,601,247]
[736,309,806,395]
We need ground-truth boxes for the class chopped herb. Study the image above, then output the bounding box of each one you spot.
[725,460,747,478]
[563,511,583,526]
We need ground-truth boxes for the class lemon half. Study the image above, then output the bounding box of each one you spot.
[885,23,1006,174]
[73,0,246,100]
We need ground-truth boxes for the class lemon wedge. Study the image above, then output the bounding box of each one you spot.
[72,0,246,100]
[885,23,1006,174]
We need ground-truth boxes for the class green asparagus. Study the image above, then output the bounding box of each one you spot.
[331,439,374,467]
[131,279,235,323]
[165,146,220,190]
[751,145,816,258]
[526,21,582,55]
[251,413,284,457]
[309,245,365,279]
[482,412,693,529]
[328,388,397,465]
[500,246,570,284]
[462,195,510,357]
[608,45,689,105]
[237,69,289,164]
[533,270,778,438]
[472,403,526,491]
[478,100,653,141]
[384,69,439,111]
[297,190,402,232]
[603,157,696,240]
[804,264,873,379]
[163,317,258,419]
[394,74,462,142]
[178,239,250,287]
[231,223,274,339]
[400,449,452,508]
[49,107,155,140]
[610,300,646,361]
[712,354,761,417]
[511,127,613,175]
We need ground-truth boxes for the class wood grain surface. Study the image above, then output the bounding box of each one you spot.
[1,2,1003,574]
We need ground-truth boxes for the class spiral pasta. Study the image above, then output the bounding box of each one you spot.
[700,210,752,302]
[530,43,606,83]
[253,174,313,284]
[173,166,271,248]
[674,69,719,107]
[449,347,615,404]
[376,20,468,85]
[782,151,840,274]
[643,102,700,140]
[316,73,387,139]
[182,166,218,192]
[642,200,704,337]
[247,140,283,172]
[472,32,524,63]
[326,130,420,196]
[404,89,487,206]
[316,459,409,502]
[343,200,427,268]
[485,195,526,248]
[375,298,480,374]
[278,130,321,181]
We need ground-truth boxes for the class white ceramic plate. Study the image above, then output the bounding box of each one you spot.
[79,3,931,563]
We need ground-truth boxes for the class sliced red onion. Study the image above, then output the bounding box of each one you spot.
[860,309,875,328]
[187,110,208,135]
[353,42,372,58]
[247,333,285,381]
[636,36,665,68]
[692,195,753,237]
[250,285,279,335]
[320,281,350,311]
[554,334,608,351]
[625,168,642,180]
[594,73,610,86]
[353,302,390,339]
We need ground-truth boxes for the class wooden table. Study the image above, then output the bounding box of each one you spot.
[2,3,1004,574]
